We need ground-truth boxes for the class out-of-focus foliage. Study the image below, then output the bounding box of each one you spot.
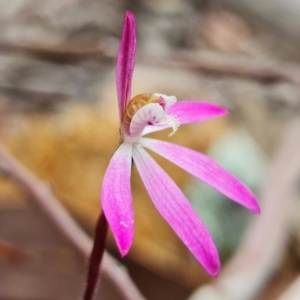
[186,129,266,258]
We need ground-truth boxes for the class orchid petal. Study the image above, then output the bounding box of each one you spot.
[140,138,260,213]
[116,11,136,119]
[143,101,228,135]
[168,101,228,124]
[101,142,134,256]
[133,145,220,276]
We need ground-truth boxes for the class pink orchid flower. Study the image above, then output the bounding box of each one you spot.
[101,11,260,277]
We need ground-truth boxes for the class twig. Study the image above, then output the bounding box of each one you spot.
[278,275,300,300]
[0,143,146,300]
[1,39,300,85]
[187,117,300,300]
[145,52,300,85]
[0,40,106,63]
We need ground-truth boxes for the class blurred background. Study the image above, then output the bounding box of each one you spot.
[0,0,300,299]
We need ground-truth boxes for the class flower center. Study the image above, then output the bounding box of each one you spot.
[122,93,179,140]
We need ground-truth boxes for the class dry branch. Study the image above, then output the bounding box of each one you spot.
[0,39,300,86]
[187,118,300,300]
[0,143,146,300]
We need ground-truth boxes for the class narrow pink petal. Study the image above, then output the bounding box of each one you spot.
[116,11,136,119]
[101,143,134,256]
[168,101,228,125]
[133,145,220,276]
[143,101,228,135]
[140,138,260,213]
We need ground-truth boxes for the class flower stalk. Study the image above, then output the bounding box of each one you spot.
[83,212,108,300]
